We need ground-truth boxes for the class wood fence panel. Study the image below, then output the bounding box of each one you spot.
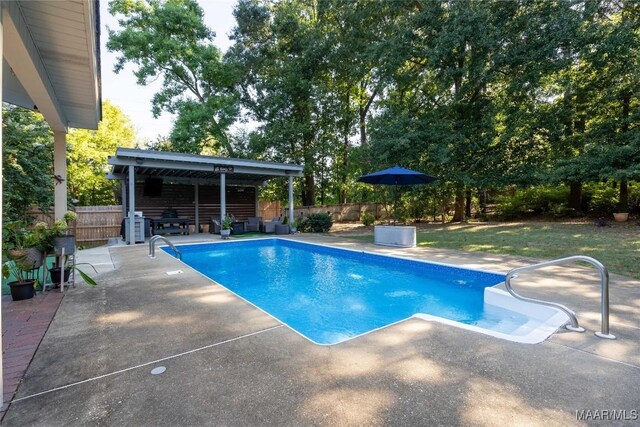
[258,201,281,220]
[293,202,384,222]
[26,200,380,244]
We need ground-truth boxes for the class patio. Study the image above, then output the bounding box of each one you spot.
[2,234,638,425]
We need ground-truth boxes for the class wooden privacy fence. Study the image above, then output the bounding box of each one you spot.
[293,202,385,222]
[27,206,123,243]
[27,201,383,243]
[27,201,284,244]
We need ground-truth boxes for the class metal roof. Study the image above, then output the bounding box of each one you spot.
[107,148,304,186]
[2,0,101,130]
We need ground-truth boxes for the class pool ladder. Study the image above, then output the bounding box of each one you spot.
[148,235,182,260]
[505,255,615,339]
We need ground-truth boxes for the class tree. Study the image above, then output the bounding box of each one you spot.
[2,104,54,222]
[67,101,137,205]
[107,0,239,155]
[229,0,330,205]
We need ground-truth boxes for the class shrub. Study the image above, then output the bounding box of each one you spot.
[298,213,333,233]
[495,193,527,219]
[361,212,375,226]
[588,186,618,214]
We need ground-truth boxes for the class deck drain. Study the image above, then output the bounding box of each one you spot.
[166,270,183,276]
[151,366,166,375]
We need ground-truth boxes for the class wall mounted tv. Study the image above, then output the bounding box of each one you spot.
[143,178,163,197]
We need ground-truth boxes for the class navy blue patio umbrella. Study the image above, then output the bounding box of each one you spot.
[357,166,437,223]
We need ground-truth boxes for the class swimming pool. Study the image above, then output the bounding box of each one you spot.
[162,239,568,345]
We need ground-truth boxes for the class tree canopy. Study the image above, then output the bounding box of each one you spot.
[67,101,138,206]
[106,0,640,213]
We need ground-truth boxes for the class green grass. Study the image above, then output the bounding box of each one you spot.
[336,222,640,279]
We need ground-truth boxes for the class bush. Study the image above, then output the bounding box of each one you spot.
[495,186,569,219]
[298,213,333,233]
[588,186,618,214]
[361,212,375,226]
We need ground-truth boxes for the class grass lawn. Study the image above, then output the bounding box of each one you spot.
[335,221,640,279]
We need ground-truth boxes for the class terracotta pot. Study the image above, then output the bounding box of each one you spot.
[613,212,629,222]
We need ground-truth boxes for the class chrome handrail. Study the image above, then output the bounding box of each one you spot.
[148,235,182,260]
[505,255,615,339]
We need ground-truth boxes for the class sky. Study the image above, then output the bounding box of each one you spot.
[99,0,238,142]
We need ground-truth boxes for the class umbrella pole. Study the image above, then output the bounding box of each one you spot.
[393,185,398,225]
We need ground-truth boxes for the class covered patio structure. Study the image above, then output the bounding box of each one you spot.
[107,148,304,244]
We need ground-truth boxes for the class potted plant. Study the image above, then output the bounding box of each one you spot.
[2,222,41,301]
[49,259,98,287]
[220,216,233,239]
[289,220,297,234]
[2,257,38,301]
[613,202,629,222]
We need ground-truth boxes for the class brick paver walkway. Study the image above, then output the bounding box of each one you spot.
[1,291,64,417]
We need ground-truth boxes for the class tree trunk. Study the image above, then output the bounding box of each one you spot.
[620,180,629,208]
[569,181,582,212]
[359,106,367,148]
[465,189,472,219]
[478,188,487,216]
[452,185,465,222]
[303,174,315,206]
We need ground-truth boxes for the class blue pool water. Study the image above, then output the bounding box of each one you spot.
[163,239,526,344]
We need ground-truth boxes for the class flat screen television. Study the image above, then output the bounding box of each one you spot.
[143,178,163,197]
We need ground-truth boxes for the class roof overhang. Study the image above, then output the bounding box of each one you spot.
[107,148,304,186]
[2,0,102,131]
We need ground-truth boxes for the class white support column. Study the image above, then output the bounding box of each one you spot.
[1,7,5,408]
[220,173,226,219]
[128,166,136,244]
[121,179,127,220]
[194,183,200,233]
[53,131,67,219]
[288,176,294,223]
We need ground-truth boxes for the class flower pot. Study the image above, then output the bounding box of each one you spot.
[290,227,297,234]
[220,229,231,240]
[613,213,629,222]
[7,248,42,269]
[49,267,71,285]
[9,280,36,301]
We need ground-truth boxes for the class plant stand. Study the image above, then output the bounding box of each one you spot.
[43,238,76,292]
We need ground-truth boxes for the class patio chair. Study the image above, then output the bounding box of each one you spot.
[246,217,262,232]
[209,216,221,234]
[260,217,281,234]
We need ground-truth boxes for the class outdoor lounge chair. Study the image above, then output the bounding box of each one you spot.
[246,217,262,232]
[260,217,281,233]
[209,216,221,234]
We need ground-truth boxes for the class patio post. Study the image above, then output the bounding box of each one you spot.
[53,131,67,219]
[128,165,135,244]
[194,183,200,233]
[288,176,294,222]
[255,185,260,217]
[0,6,4,406]
[220,172,226,220]
[121,179,127,219]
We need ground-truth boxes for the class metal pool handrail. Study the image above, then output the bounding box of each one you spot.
[148,235,182,260]
[505,255,615,339]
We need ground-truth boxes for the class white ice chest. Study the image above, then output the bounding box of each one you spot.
[374,225,416,248]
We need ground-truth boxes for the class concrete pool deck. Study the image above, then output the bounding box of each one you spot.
[3,233,639,425]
